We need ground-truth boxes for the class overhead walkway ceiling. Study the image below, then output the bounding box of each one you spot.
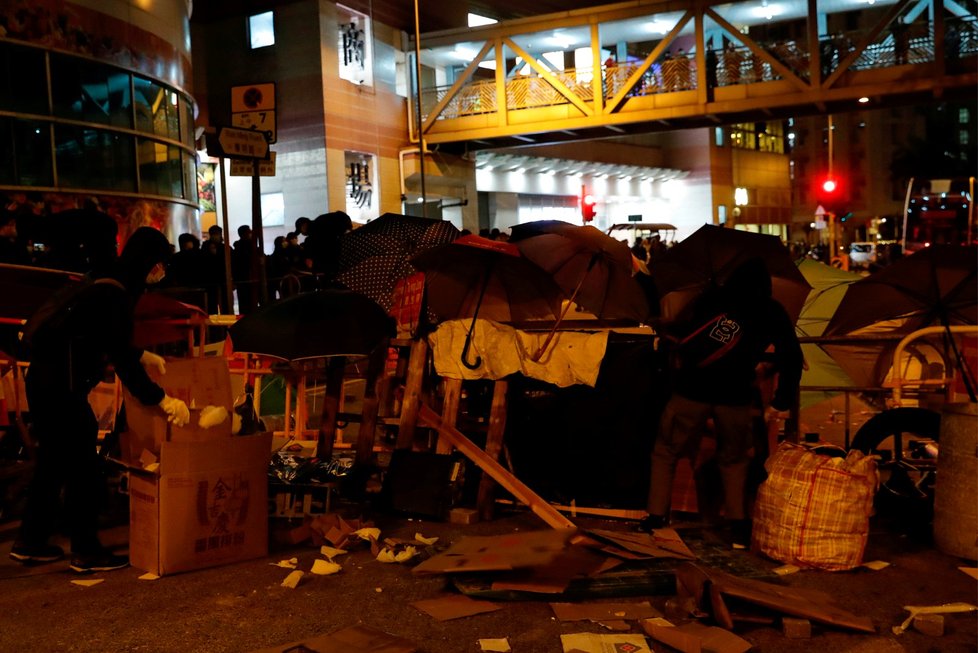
[413,0,978,152]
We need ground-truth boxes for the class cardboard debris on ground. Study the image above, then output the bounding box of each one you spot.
[675,562,875,633]
[583,528,696,561]
[280,570,304,589]
[70,579,104,587]
[958,567,978,580]
[773,564,801,576]
[550,600,661,623]
[559,632,652,653]
[478,638,511,652]
[489,543,613,594]
[642,619,753,653]
[412,528,576,575]
[310,559,341,575]
[320,545,347,559]
[410,594,502,621]
[248,624,417,653]
[138,572,159,581]
[861,560,890,571]
[271,558,298,569]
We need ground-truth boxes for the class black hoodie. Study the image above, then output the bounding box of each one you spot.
[25,227,170,404]
[665,257,803,408]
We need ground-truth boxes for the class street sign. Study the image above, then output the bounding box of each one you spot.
[216,126,269,160]
[231,83,276,112]
[231,110,276,144]
[230,151,276,177]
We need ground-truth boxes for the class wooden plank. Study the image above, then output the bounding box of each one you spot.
[476,380,509,521]
[419,403,575,529]
[435,377,462,455]
[316,357,346,460]
[356,346,387,465]
[396,338,428,449]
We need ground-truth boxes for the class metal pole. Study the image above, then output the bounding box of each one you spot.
[218,156,234,314]
[413,0,427,216]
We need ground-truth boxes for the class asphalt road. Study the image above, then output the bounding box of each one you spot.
[0,503,975,653]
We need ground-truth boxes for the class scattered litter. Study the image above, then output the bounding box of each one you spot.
[354,527,381,541]
[913,613,945,636]
[959,567,978,580]
[70,579,104,587]
[254,624,416,653]
[560,633,651,653]
[271,558,299,569]
[138,572,160,581]
[411,594,501,621]
[893,602,977,635]
[550,601,660,624]
[281,570,304,589]
[310,559,341,575]
[320,546,347,560]
[375,587,383,593]
[143,462,160,473]
[773,564,801,576]
[783,617,812,639]
[376,545,418,564]
[643,619,752,653]
[415,533,438,545]
[861,560,890,571]
[478,638,511,652]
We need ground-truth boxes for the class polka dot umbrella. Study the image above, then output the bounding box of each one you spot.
[336,213,460,311]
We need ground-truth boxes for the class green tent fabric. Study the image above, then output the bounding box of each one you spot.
[796,259,864,408]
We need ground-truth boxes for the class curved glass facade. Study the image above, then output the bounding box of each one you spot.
[0,40,197,205]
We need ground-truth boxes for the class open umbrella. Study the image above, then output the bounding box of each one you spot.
[133,291,209,348]
[510,220,653,323]
[0,263,83,321]
[411,235,565,369]
[652,224,811,324]
[795,259,863,407]
[822,245,977,392]
[228,289,395,362]
[336,213,460,311]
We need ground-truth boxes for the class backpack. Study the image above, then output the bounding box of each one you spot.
[673,312,743,369]
[21,277,124,352]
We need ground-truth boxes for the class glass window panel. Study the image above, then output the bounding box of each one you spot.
[0,118,53,187]
[249,12,275,49]
[180,94,195,147]
[138,138,183,198]
[183,153,198,203]
[133,77,180,140]
[54,125,135,192]
[0,43,48,115]
[50,55,132,129]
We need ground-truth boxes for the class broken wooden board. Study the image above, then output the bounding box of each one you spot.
[642,619,753,653]
[583,528,697,560]
[249,624,417,653]
[410,594,501,621]
[412,528,576,575]
[675,562,876,633]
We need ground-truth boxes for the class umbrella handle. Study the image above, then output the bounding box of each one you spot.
[461,330,482,370]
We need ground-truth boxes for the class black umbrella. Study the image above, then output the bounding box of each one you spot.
[336,213,460,311]
[651,224,810,324]
[411,235,565,369]
[228,289,395,362]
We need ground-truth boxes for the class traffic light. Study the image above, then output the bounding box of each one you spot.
[821,177,838,194]
[581,190,596,222]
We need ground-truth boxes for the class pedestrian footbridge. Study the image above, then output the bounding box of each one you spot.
[413,0,978,149]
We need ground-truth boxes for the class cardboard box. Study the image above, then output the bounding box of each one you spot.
[128,433,271,576]
[122,356,234,463]
[121,356,271,576]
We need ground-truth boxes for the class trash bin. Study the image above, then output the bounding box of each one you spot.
[933,402,978,560]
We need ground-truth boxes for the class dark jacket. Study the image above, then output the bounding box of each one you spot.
[24,227,169,405]
[664,258,803,409]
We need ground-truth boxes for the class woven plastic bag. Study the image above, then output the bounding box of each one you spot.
[752,441,879,571]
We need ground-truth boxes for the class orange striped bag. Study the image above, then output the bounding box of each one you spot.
[752,441,879,571]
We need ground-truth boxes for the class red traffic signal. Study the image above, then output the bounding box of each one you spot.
[821,177,838,194]
[582,193,596,222]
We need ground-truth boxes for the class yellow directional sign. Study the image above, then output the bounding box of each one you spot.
[230,152,276,177]
[216,126,269,159]
[232,110,276,144]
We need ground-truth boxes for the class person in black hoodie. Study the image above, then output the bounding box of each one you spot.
[10,227,190,573]
[640,257,803,547]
